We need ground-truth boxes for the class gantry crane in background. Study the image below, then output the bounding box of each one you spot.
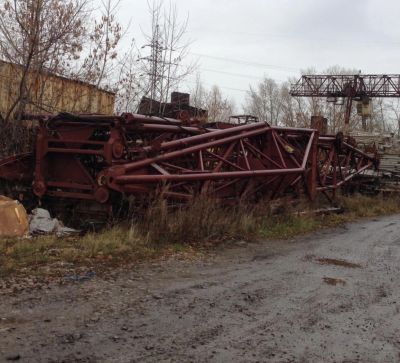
[290,74,400,132]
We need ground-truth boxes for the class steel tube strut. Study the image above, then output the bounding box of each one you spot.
[114,168,305,184]
[142,122,266,153]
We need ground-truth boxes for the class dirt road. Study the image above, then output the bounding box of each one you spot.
[1,215,400,362]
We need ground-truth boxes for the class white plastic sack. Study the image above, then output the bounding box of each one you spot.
[29,208,79,237]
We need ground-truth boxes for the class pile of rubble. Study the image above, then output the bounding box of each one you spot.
[351,131,400,193]
[351,131,400,154]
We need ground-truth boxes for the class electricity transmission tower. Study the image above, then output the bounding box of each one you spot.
[141,24,178,114]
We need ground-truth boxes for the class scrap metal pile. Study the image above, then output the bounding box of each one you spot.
[0,109,378,219]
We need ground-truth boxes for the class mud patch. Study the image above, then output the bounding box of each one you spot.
[303,254,316,262]
[323,277,346,286]
[190,281,219,289]
[252,253,277,261]
[188,324,224,347]
[326,300,353,314]
[315,257,362,269]
[385,222,396,227]
[0,316,28,325]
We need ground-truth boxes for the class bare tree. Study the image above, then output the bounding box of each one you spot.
[244,77,282,125]
[206,85,235,122]
[280,82,299,127]
[0,0,88,121]
[383,99,399,135]
[190,73,207,110]
[78,0,123,90]
[114,44,148,113]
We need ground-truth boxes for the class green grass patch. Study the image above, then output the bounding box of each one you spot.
[260,215,322,240]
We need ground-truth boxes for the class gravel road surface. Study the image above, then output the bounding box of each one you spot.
[1,215,400,362]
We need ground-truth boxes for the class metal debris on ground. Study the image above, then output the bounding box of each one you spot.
[351,132,400,193]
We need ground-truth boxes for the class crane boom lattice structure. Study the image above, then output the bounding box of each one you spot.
[0,108,378,222]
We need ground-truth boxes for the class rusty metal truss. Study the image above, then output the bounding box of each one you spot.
[0,112,378,217]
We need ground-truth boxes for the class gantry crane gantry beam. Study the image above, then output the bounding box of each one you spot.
[290,74,400,98]
[290,74,400,131]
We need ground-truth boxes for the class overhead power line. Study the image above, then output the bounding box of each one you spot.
[183,67,288,94]
[189,28,400,47]
[199,67,287,83]
[201,67,261,80]
[189,52,300,72]
[185,78,248,94]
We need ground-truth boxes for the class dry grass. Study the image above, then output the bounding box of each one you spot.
[0,120,33,158]
[339,194,400,217]
[1,194,399,277]
[139,198,261,245]
[0,227,159,277]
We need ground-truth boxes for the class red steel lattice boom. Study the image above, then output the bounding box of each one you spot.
[0,111,378,219]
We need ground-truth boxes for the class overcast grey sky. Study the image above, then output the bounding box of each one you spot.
[114,0,400,107]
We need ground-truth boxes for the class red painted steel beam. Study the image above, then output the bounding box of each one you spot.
[142,122,267,153]
[114,168,305,184]
[134,123,211,134]
[122,113,183,126]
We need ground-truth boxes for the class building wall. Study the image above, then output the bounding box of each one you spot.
[0,61,115,118]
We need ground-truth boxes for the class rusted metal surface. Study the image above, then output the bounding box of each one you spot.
[310,116,328,134]
[316,134,377,199]
[0,109,378,218]
[106,123,318,203]
[138,92,208,123]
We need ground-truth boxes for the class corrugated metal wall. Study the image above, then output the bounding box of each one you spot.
[0,61,115,118]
